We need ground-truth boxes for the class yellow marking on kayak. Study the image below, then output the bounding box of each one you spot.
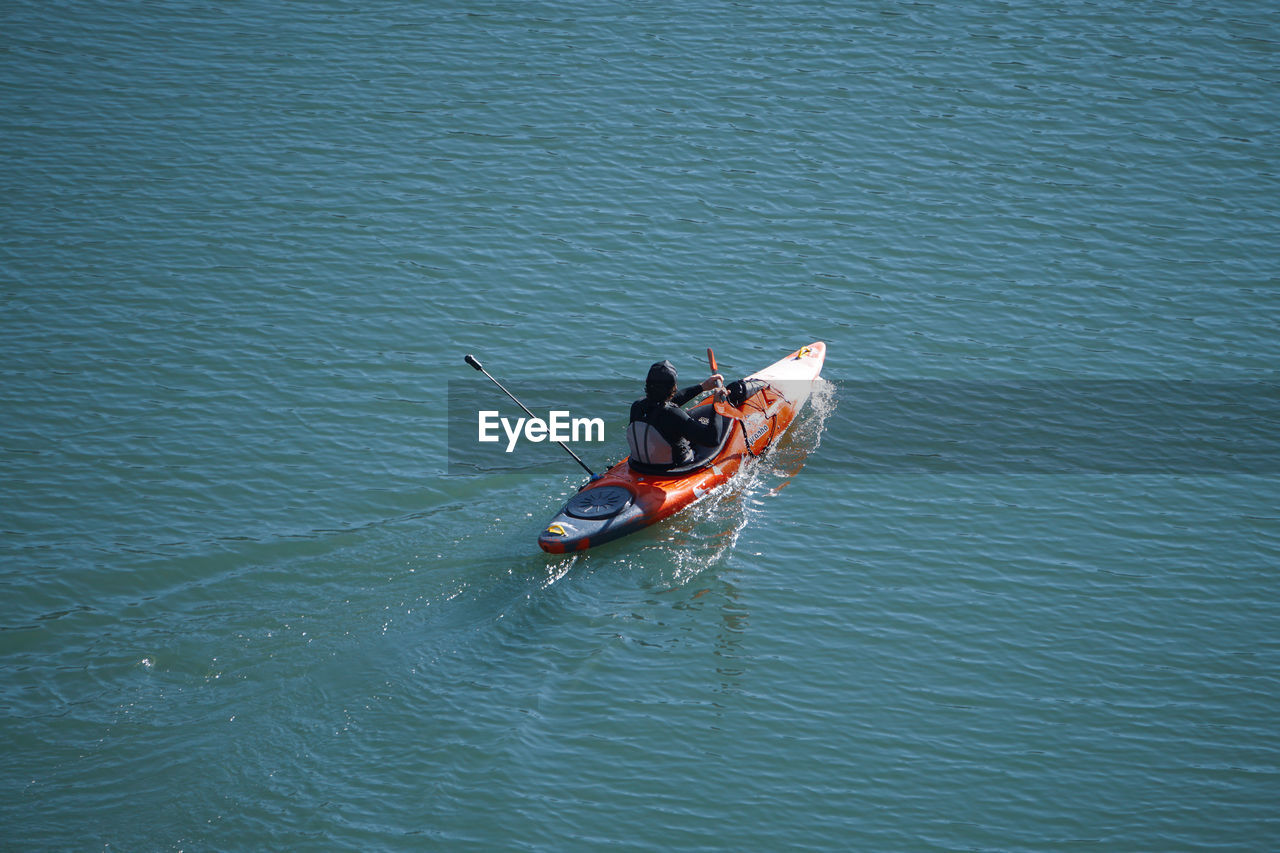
[546,523,567,536]
[795,346,811,359]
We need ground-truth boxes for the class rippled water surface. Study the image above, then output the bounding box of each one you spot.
[3,1,1278,849]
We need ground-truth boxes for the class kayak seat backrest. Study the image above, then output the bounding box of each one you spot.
[628,411,735,477]
[626,420,674,466]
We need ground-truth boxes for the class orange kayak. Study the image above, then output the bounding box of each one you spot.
[538,342,827,553]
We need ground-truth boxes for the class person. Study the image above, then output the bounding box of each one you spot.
[627,360,726,470]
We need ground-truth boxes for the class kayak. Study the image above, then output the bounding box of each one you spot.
[538,342,827,553]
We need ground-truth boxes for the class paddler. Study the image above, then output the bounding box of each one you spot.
[626,360,726,470]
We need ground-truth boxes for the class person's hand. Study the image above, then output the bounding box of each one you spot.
[701,373,724,392]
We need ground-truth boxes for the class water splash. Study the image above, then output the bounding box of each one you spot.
[537,553,577,590]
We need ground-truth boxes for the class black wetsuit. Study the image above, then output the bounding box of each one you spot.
[629,384,720,466]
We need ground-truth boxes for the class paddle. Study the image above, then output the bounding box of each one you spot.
[707,347,728,400]
[464,354,598,479]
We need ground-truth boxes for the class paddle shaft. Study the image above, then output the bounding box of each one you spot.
[464,354,598,479]
[707,348,726,396]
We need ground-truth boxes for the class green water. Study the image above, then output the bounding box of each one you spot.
[3,1,1278,849]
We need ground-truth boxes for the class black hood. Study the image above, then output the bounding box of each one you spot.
[644,360,678,398]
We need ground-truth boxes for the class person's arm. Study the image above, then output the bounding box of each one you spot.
[666,404,722,447]
[672,374,724,407]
